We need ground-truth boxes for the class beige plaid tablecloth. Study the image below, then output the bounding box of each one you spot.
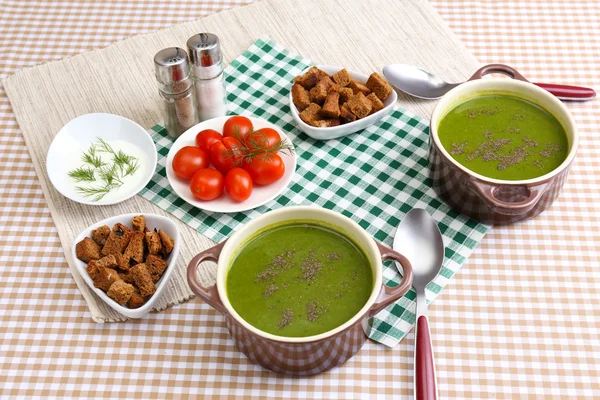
[1,1,598,398]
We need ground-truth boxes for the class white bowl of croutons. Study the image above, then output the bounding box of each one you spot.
[72,213,180,319]
[290,65,397,140]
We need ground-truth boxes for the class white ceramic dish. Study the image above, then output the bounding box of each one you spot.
[47,113,157,206]
[72,213,180,319]
[289,65,398,141]
[166,116,296,213]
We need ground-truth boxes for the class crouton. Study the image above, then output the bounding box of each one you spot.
[114,253,130,272]
[145,231,162,256]
[93,255,118,269]
[321,92,340,118]
[294,66,328,90]
[123,231,145,264]
[366,72,393,100]
[128,290,146,309]
[292,83,311,112]
[132,215,146,232]
[345,93,372,119]
[119,271,135,284]
[312,119,341,128]
[91,225,110,247]
[75,237,101,263]
[332,68,352,87]
[146,255,168,282]
[340,106,357,124]
[93,267,121,292]
[131,263,156,297]
[309,77,338,105]
[339,87,353,104]
[299,103,321,125]
[348,80,371,95]
[366,92,385,114]
[107,280,135,305]
[158,230,174,255]
[101,223,133,256]
[87,260,100,280]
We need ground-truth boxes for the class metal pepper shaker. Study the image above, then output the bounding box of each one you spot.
[154,47,199,138]
[187,33,228,121]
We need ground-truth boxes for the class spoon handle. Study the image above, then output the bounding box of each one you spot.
[415,315,437,400]
[533,82,596,101]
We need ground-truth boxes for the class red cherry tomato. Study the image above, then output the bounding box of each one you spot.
[195,129,223,153]
[247,128,281,150]
[243,153,285,186]
[189,168,224,201]
[172,146,209,180]
[223,115,253,143]
[225,168,253,202]
[210,137,244,174]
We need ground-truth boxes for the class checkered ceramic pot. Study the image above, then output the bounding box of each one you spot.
[187,206,413,375]
[429,64,578,224]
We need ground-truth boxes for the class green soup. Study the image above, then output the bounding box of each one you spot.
[438,95,569,180]
[226,223,373,337]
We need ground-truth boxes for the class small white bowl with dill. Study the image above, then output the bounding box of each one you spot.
[47,113,157,205]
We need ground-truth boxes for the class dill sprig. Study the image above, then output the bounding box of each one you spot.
[81,146,105,168]
[226,127,295,167]
[67,166,96,182]
[67,137,142,201]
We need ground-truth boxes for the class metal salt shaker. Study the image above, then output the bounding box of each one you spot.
[154,47,199,138]
[187,33,228,121]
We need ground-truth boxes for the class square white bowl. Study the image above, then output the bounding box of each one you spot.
[289,65,397,141]
[72,213,180,319]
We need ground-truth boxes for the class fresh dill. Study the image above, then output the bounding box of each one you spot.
[67,138,142,201]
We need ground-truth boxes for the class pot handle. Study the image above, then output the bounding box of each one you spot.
[468,63,529,82]
[186,240,228,315]
[470,179,549,216]
[368,242,414,317]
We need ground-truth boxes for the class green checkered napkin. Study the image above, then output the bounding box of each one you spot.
[140,37,491,347]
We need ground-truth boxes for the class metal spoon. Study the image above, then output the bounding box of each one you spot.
[394,208,445,400]
[383,64,596,101]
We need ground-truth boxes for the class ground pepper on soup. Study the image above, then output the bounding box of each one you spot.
[226,223,373,337]
[438,95,569,180]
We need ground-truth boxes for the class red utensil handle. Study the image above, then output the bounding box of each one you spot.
[416,315,437,400]
[533,82,596,100]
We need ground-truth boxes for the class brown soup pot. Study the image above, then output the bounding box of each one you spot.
[187,206,413,376]
[429,64,578,224]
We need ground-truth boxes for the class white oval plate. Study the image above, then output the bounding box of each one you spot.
[166,116,297,213]
[72,213,180,319]
[289,65,397,141]
[46,113,157,206]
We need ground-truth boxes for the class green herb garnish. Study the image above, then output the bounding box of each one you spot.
[67,137,141,201]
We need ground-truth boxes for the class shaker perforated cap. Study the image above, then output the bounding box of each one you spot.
[187,33,222,68]
[154,47,192,93]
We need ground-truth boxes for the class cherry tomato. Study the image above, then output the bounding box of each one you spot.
[210,138,244,174]
[225,168,253,202]
[195,129,223,153]
[247,128,281,150]
[189,169,224,201]
[223,115,253,143]
[243,153,285,186]
[172,146,209,180]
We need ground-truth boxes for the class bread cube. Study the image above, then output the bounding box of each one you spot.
[340,106,357,124]
[75,237,101,263]
[366,72,393,100]
[131,215,146,232]
[299,103,322,126]
[107,280,135,305]
[158,230,174,255]
[339,87,353,104]
[332,68,352,87]
[131,263,156,297]
[118,271,135,284]
[292,83,311,111]
[128,290,146,309]
[146,254,168,282]
[309,77,338,105]
[312,119,341,128]
[93,267,121,292]
[294,66,328,90]
[366,92,385,114]
[91,225,110,247]
[145,231,162,256]
[114,253,130,271]
[123,231,145,264]
[321,92,340,118]
[101,223,133,256]
[348,80,371,95]
[346,93,372,119]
